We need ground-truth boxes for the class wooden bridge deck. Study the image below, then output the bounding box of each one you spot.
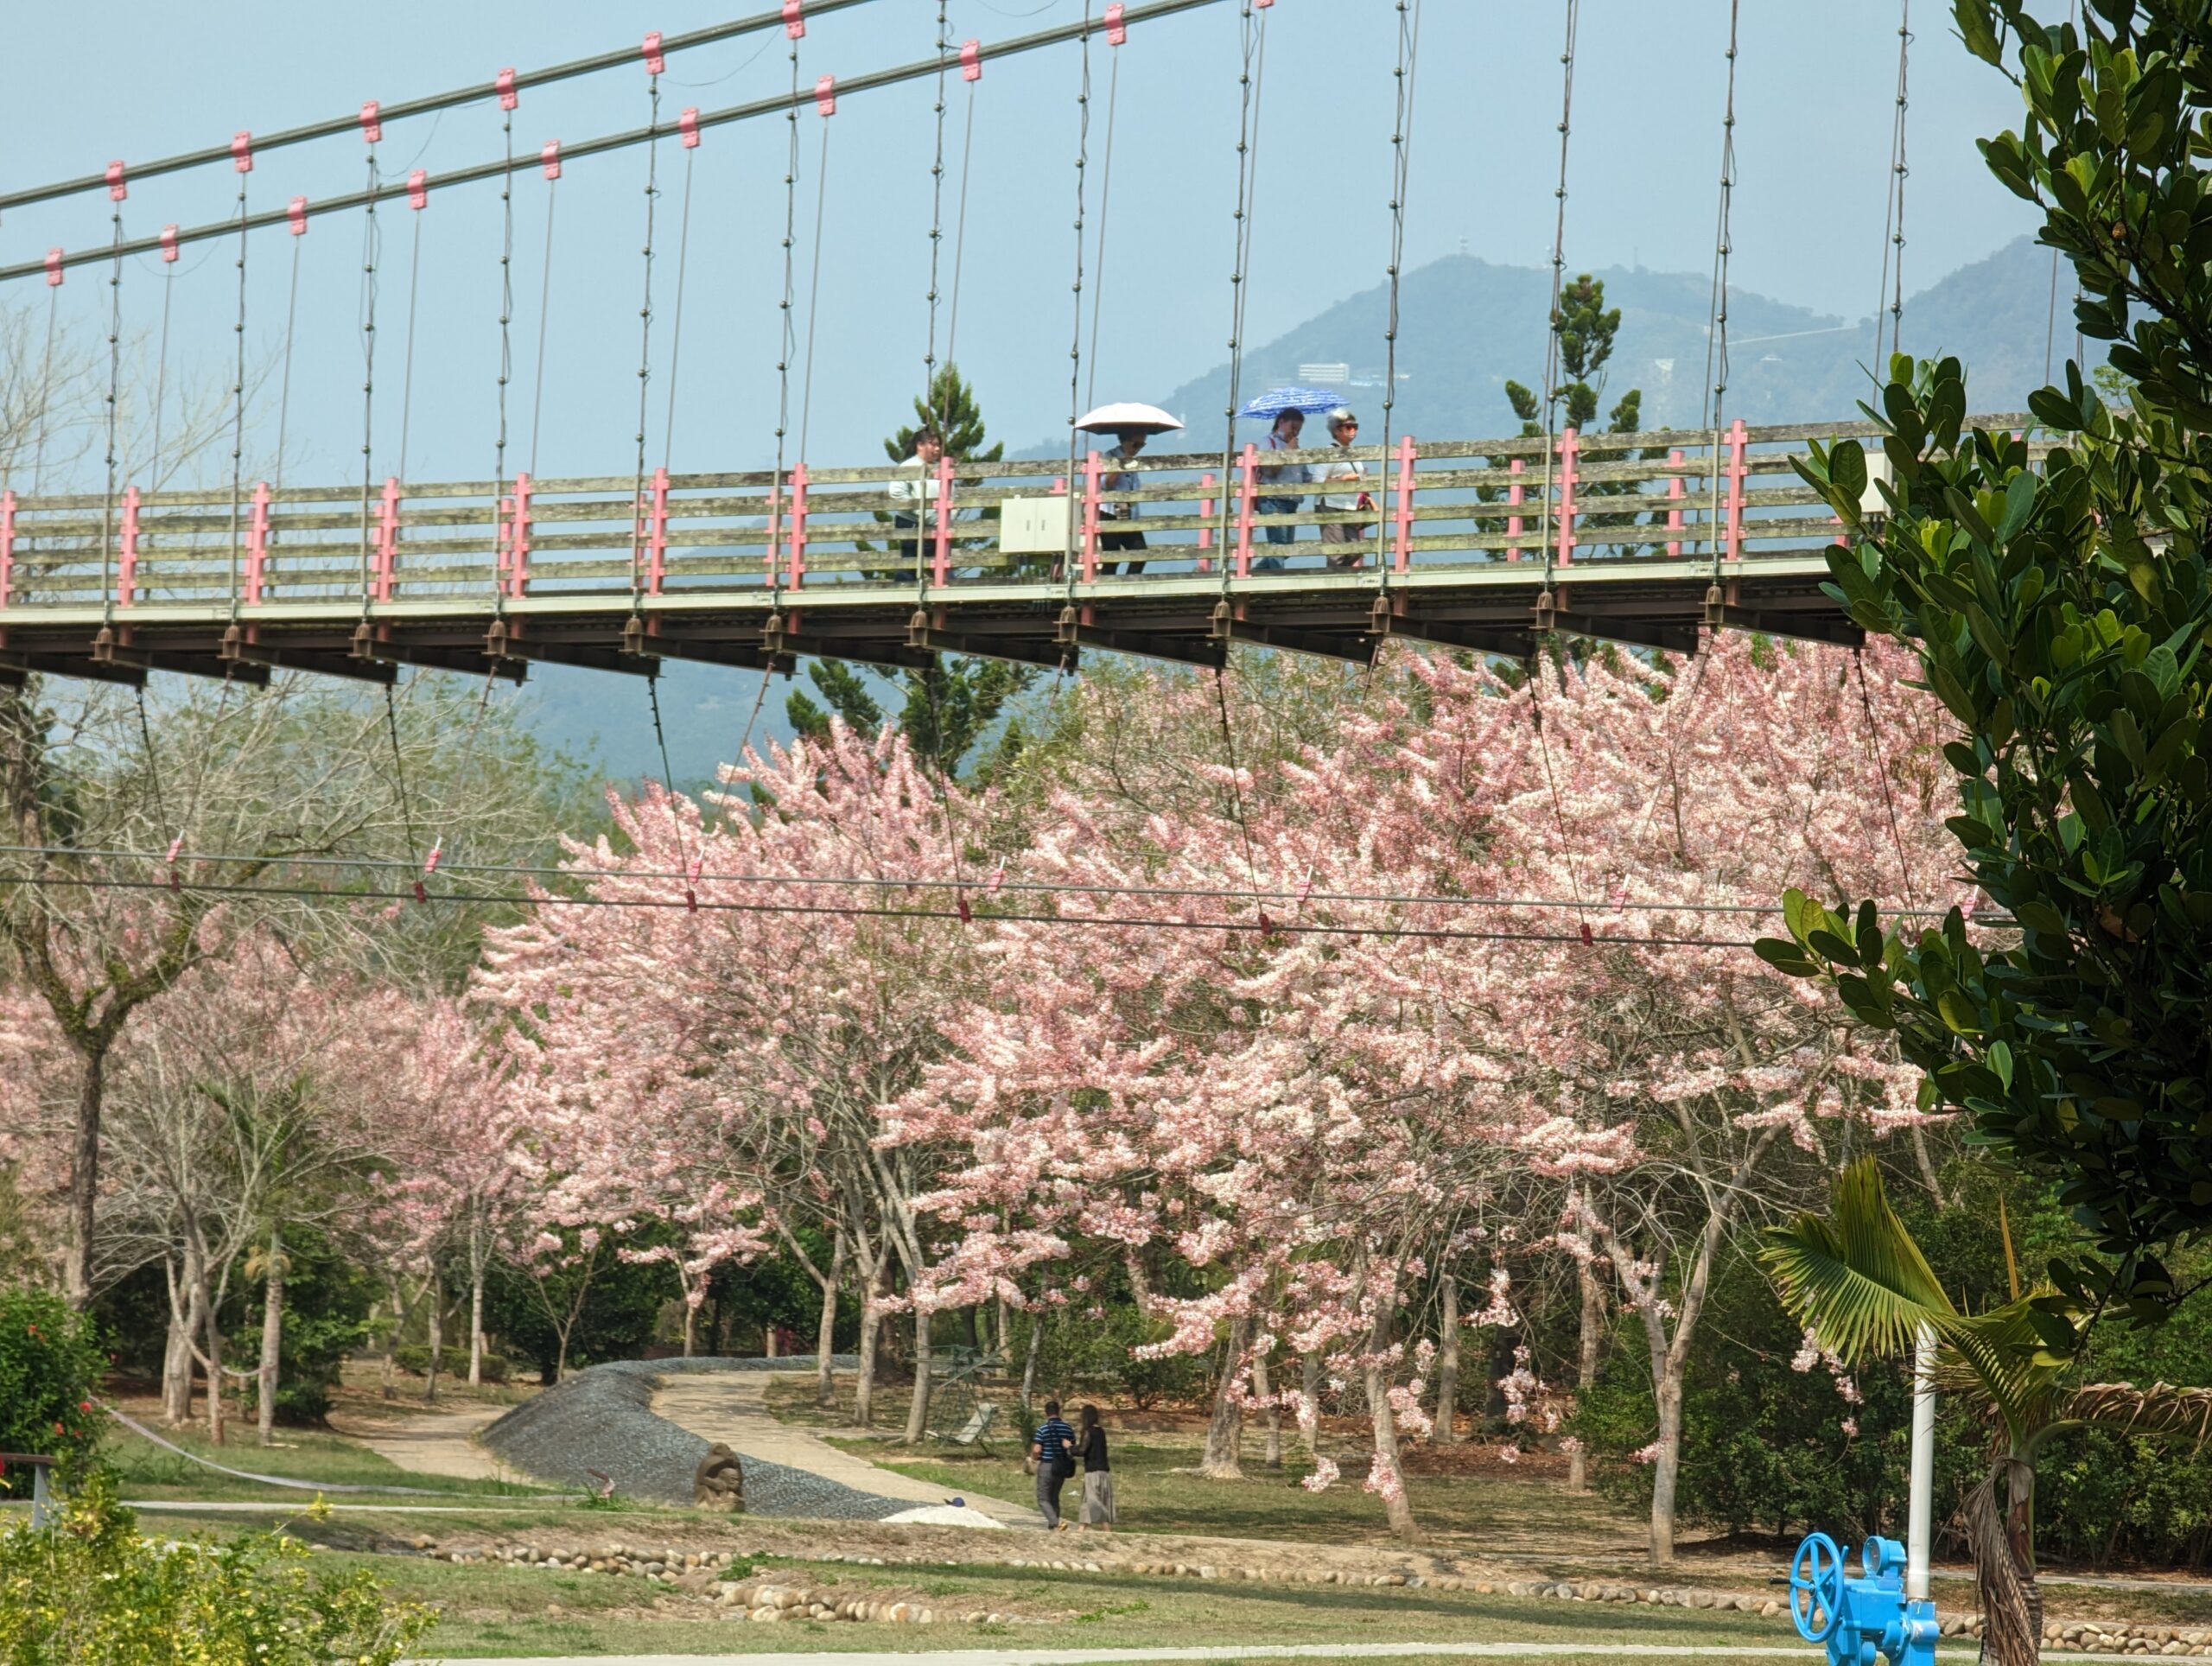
[0,414,2025,686]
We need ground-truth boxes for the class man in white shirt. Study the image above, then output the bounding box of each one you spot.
[887,427,945,580]
[1313,407,1373,570]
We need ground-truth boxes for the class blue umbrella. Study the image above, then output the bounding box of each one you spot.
[1236,385,1344,420]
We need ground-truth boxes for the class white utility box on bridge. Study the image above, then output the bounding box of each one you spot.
[999,494,1074,556]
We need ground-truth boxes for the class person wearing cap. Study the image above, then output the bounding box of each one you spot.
[1252,409,1311,569]
[1313,407,1373,569]
[1097,427,1150,576]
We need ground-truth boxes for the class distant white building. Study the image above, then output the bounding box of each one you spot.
[1298,362,1351,385]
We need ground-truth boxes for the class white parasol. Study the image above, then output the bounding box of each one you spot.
[1072,402,1184,435]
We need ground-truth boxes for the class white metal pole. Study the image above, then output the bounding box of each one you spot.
[1907,1323,1936,1600]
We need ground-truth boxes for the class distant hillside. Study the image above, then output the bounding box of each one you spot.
[1091,234,2092,451]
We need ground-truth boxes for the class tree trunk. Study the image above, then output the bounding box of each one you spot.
[467,1227,487,1388]
[257,1227,283,1446]
[815,1229,846,1407]
[1433,1278,1460,1446]
[162,1253,200,1426]
[424,1270,443,1404]
[1648,1364,1685,1565]
[1253,1345,1282,1467]
[1967,1457,2042,1666]
[854,1264,884,1429]
[382,1283,404,1398]
[1198,1312,1250,1480]
[1300,1352,1321,1456]
[194,1247,225,1447]
[996,1294,1012,1362]
[1020,1303,1044,1416]
[1570,1254,1604,1491]
[63,1046,107,1308]
[1363,1321,1417,1542]
[903,1307,935,1444]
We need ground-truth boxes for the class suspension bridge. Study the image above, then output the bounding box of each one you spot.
[0,0,1993,691]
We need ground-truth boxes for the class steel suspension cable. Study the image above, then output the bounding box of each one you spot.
[1535,0,1579,594]
[397,189,426,482]
[357,132,383,610]
[797,113,834,462]
[99,183,127,626]
[272,233,303,489]
[1061,1,1096,585]
[1084,33,1123,412]
[226,165,250,625]
[659,143,698,468]
[1215,0,1268,568]
[1373,0,1424,575]
[29,288,59,493]
[628,71,665,607]
[1,3,886,214]
[1872,0,1910,368]
[944,70,980,378]
[492,102,516,626]
[148,254,175,488]
[770,29,804,605]
[923,1,954,425]
[528,169,559,477]
[1700,0,1740,575]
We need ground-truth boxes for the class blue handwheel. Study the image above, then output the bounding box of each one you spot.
[1789,1531,1845,1644]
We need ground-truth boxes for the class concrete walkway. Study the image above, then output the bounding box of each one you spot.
[429,1644,2101,1666]
[325,1403,514,1483]
[649,1371,1039,1527]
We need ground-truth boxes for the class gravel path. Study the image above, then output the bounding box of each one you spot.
[480,1358,907,1518]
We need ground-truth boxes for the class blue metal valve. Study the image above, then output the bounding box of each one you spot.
[1788,1532,1938,1666]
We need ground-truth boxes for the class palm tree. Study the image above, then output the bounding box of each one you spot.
[1760,1160,2212,1666]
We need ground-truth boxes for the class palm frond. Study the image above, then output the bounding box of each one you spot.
[1758,1157,1957,1364]
[2065,1383,2212,1451]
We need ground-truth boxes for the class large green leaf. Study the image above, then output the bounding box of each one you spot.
[1758,1160,1958,1363]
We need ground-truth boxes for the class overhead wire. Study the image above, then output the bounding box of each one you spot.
[527,161,560,478]
[1700,0,1740,572]
[1084,22,1123,412]
[357,123,384,611]
[770,21,804,605]
[1535,0,1579,593]
[1872,0,1911,369]
[99,173,127,626]
[628,66,666,608]
[1214,0,1268,566]
[1061,0,1097,583]
[1373,0,1423,575]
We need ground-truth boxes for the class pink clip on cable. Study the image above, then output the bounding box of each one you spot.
[541,140,562,180]
[159,225,180,264]
[783,0,804,39]
[288,195,308,236]
[232,131,253,173]
[407,169,429,210]
[679,107,701,148]
[815,73,836,117]
[105,161,127,201]
[360,100,382,143]
[43,249,62,288]
[643,30,664,73]
[961,39,982,80]
[496,67,518,111]
[1106,3,1127,44]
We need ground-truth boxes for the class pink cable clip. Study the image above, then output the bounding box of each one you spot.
[105,161,127,201]
[960,39,982,80]
[159,224,180,263]
[782,0,805,39]
[287,195,308,237]
[165,836,184,893]
[232,130,253,173]
[988,863,1005,896]
[416,839,442,904]
[815,74,836,117]
[1105,3,1127,45]
[685,855,702,913]
[956,889,972,925]
[43,249,63,288]
[541,140,562,180]
[496,67,518,111]
[678,107,701,149]
[359,100,383,143]
[643,30,664,73]
[407,169,429,210]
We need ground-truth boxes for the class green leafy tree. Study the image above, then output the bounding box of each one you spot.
[1763,1160,2212,1666]
[0,1288,105,1491]
[1766,0,2212,1327]
[787,363,1034,776]
[1501,274,1652,554]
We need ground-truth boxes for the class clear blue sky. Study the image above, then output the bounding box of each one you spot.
[3,0,2038,490]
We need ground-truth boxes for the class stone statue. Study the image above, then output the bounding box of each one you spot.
[692,1442,746,1512]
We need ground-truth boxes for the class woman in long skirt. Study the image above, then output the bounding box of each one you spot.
[1077,1403,1116,1530]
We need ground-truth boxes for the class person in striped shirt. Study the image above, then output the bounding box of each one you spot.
[1030,1401,1077,1529]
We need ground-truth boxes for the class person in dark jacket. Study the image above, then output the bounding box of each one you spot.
[1076,1402,1116,1529]
[1030,1399,1077,1529]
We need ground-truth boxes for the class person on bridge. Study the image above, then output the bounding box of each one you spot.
[1253,409,1310,569]
[1097,427,1151,577]
[887,427,946,581]
[1314,407,1373,570]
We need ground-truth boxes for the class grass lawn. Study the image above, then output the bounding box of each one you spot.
[277,1546,1799,1658]
[95,1416,555,1503]
[823,1435,1636,1555]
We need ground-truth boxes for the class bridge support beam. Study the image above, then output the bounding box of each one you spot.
[1709,604,1865,650]
[1056,609,1225,671]
[908,615,1077,673]
[1370,602,1535,661]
